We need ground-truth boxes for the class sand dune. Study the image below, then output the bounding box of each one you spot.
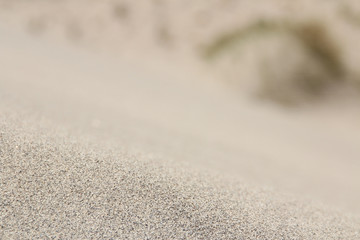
[1,104,360,239]
[1,1,360,239]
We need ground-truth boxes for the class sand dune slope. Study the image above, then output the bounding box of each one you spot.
[1,106,359,239]
[1,3,360,238]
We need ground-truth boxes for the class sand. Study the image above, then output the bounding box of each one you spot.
[1,103,360,239]
[1,1,360,239]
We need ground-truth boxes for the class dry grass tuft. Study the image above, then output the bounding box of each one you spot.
[202,20,344,105]
[202,20,281,60]
[292,21,343,77]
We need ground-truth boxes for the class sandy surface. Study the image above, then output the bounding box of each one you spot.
[1,1,360,239]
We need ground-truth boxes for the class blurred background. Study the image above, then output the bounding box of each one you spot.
[1,0,360,215]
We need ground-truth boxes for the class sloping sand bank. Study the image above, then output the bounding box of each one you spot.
[1,105,360,239]
[1,3,360,238]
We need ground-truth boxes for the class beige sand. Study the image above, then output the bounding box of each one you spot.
[1,1,360,239]
[1,102,360,239]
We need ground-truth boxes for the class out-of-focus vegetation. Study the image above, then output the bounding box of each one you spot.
[202,20,346,104]
[2,0,360,105]
[339,4,360,27]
